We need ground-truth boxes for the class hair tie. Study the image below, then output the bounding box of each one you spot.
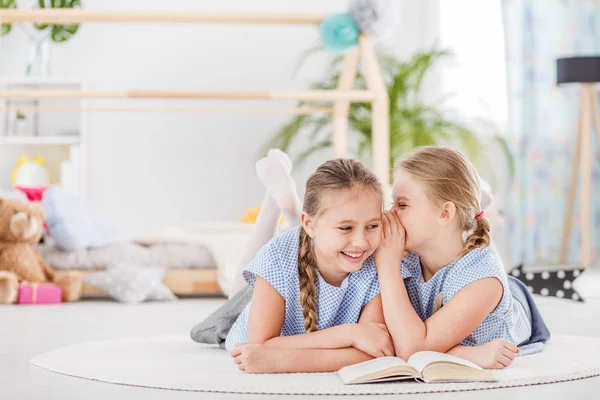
[475,211,485,221]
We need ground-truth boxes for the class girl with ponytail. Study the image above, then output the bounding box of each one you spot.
[376,146,549,369]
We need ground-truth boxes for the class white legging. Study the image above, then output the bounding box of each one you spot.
[230,193,302,296]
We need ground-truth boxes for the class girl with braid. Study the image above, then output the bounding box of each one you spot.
[225,150,393,373]
[375,146,549,370]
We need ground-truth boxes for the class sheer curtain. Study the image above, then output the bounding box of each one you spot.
[500,0,600,267]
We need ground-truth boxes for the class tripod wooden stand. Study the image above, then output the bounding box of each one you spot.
[560,83,600,266]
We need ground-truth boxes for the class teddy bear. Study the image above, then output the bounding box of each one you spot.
[0,197,83,304]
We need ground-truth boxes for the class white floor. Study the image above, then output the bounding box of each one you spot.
[3,272,600,399]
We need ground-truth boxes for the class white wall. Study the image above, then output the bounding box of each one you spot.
[440,0,507,129]
[439,0,513,268]
[0,0,438,237]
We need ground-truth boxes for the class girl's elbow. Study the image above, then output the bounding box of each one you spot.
[397,346,420,361]
[393,336,427,360]
[247,334,278,346]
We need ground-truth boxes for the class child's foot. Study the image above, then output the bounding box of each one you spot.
[448,339,519,370]
[255,149,302,226]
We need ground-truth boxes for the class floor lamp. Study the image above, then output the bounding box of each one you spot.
[557,56,600,267]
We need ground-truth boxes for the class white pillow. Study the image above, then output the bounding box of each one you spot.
[84,263,177,304]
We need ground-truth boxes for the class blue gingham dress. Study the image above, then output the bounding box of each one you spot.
[225,225,380,352]
[401,247,544,355]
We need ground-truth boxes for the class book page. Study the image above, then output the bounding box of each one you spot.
[407,351,483,374]
[338,357,411,384]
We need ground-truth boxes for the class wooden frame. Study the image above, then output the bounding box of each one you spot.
[0,8,390,184]
[0,89,376,101]
[0,105,334,115]
[0,9,328,25]
[560,83,599,267]
[80,268,222,296]
[0,9,391,296]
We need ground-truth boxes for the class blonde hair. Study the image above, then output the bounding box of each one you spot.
[395,146,490,258]
[299,158,383,333]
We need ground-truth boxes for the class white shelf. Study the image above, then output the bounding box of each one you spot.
[0,76,87,200]
[0,136,80,145]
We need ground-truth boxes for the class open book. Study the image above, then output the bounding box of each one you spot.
[338,351,497,384]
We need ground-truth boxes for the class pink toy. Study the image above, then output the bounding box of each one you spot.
[18,282,62,304]
[14,185,50,232]
[14,185,49,202]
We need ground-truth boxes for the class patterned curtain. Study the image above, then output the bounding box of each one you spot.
[501,0,600,266]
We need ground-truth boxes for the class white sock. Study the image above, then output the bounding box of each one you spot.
[255,149,302,226]
[229,149,304,297]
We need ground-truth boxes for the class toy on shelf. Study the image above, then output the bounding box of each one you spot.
[12,156,50,188]
[14,186,49,203]
[11,156,51,205]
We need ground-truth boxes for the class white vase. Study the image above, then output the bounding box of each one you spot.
[14,119,29,136]
[25,35,51,77]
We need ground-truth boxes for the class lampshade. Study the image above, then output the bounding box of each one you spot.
[557,56,600,84]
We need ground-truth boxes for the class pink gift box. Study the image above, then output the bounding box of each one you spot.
[18,283,62,304]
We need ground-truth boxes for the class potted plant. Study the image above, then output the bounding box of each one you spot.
[264,46,514,186]
[33,0,82,43]
[10,110,30,136]
[1,0,82,76]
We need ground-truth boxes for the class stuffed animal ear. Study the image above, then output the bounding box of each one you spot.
[29,201,45,219]
[15,156,29,167]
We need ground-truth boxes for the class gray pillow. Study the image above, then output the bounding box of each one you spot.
[37,241,215,270]
[190,285,252,348]
[84,263,177,304]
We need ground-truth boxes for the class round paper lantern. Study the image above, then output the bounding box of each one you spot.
[349,0,399,41]
[319,13,360,54]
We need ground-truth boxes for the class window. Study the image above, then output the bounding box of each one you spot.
[439,0,508,132]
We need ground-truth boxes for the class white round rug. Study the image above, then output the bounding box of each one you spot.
[30,334,600,395]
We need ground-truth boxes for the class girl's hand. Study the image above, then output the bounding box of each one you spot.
[375,211,407,274]
[231,343,283,374]
[352,322,395,358]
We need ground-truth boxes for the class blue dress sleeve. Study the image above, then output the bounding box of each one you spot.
[442,247,511,315]
[363,278,381,307]
[355,256,380,307]
[242,241,287,299]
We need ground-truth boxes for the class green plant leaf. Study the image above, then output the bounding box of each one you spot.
[307,115,332,142]
[35,0,82,43]
[295,139,332,167]
[51,22,79,42]
[266,44,502,181]
[35,0,50,30]
[262,114,309,154]
[292,44,328,77]
[0,0,17,36]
